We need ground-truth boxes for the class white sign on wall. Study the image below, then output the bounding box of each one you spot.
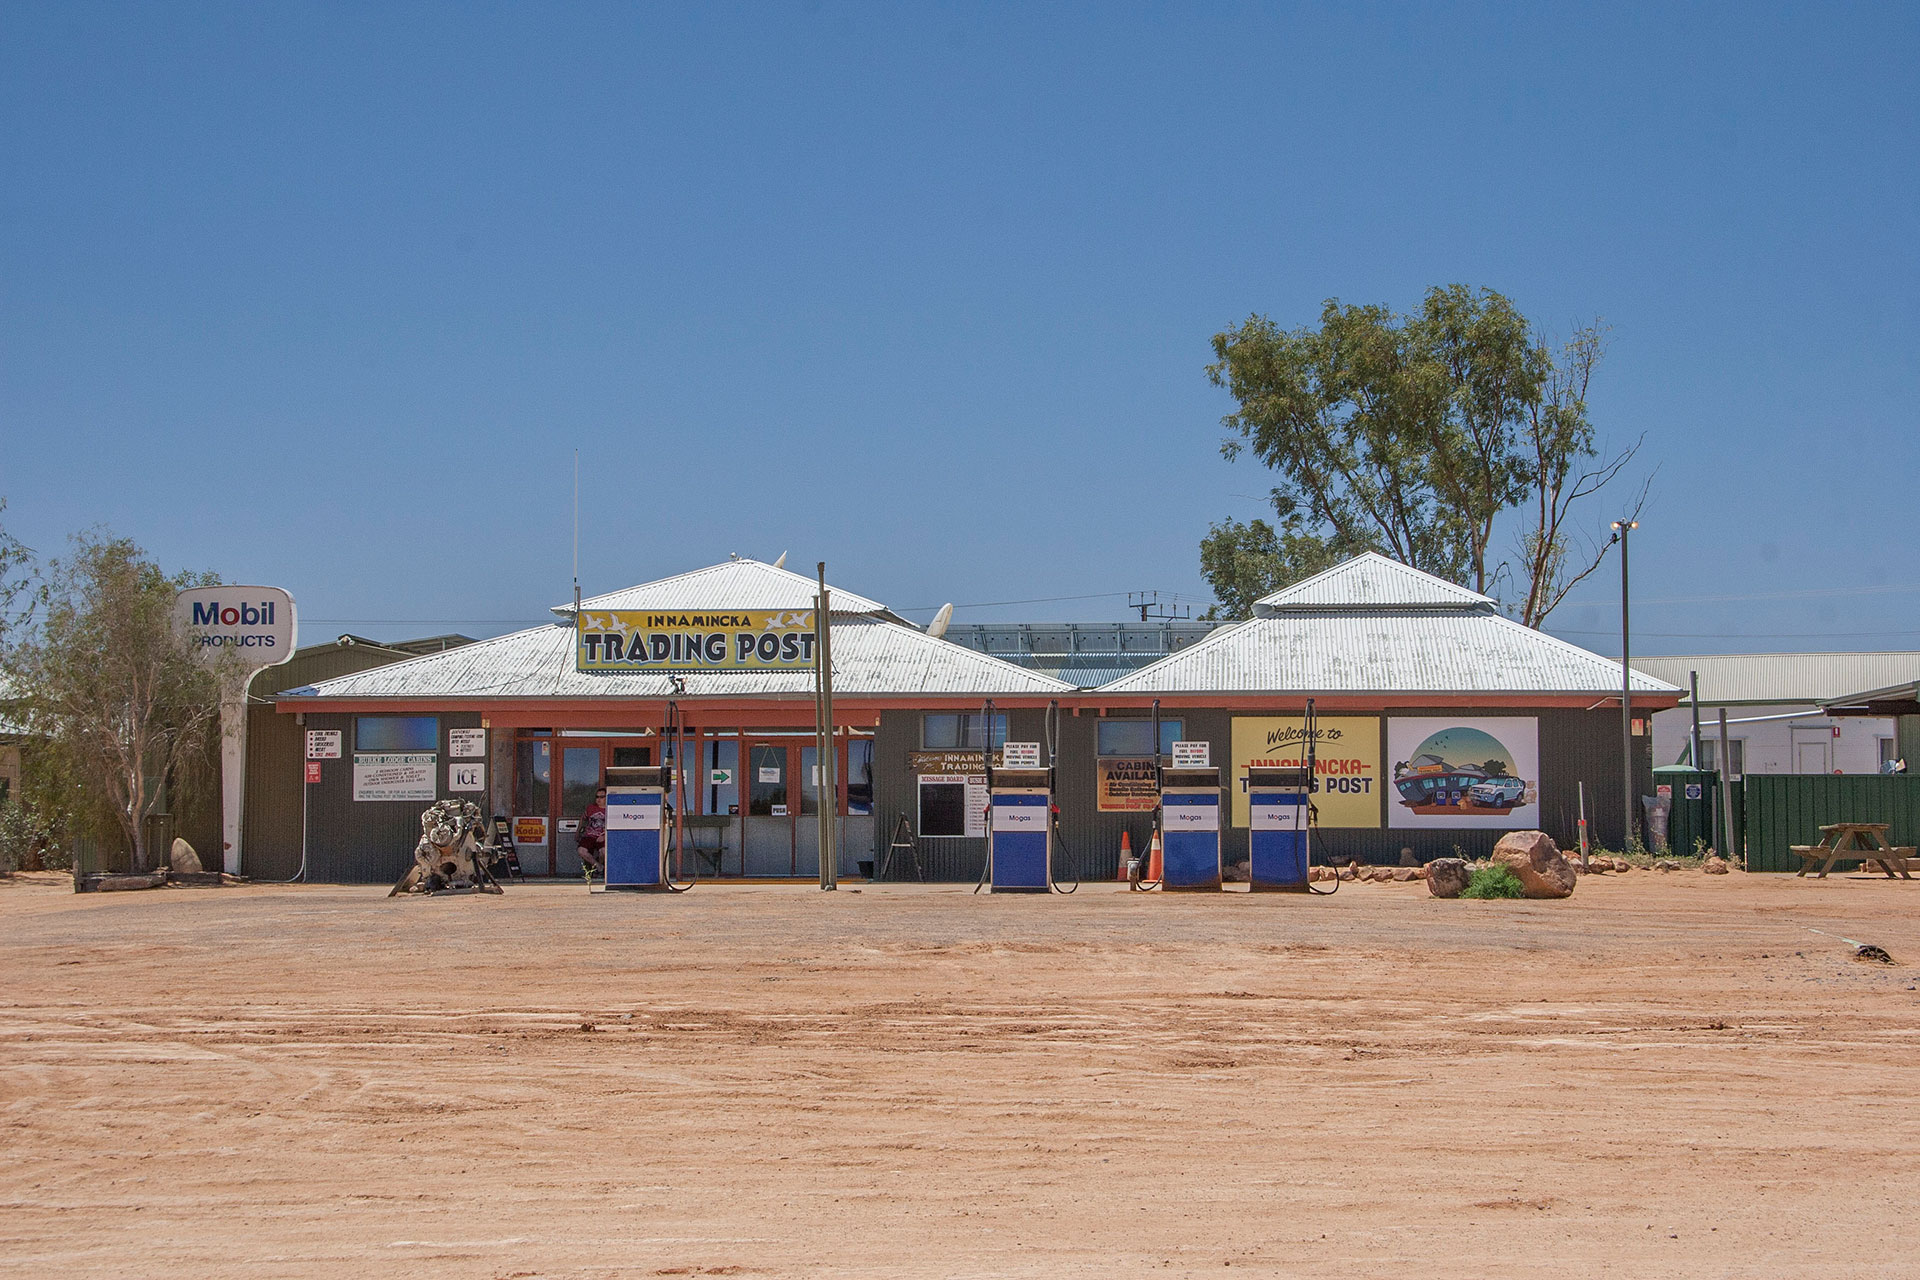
[1171,741,1211,768]
[353,752,437,802]
[306,730,342,760]
[1001,742,1042,768]
[449,762,485,792]
[448,728,487,759]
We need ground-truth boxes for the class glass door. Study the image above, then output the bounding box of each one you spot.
[552,746,603,876]
[744,743,793,875]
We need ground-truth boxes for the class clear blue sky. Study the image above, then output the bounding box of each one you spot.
[3,3,1915,656]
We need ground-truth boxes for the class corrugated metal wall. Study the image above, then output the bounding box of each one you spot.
[241,644,419,879]
[301,710,485,882]
[1743,775,1920,872]
[873,704,1654,881]
[165,643,426,878]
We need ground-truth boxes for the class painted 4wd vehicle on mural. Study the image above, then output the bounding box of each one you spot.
[1468,776,1527,806]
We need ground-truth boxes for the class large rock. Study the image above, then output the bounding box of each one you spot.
[1703,856,1731,875]
[1490,830,1577,899]
[169,838,203,874]
[1426,858,1469,898]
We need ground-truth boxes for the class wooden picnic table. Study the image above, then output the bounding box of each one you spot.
[1792,823,1918,879]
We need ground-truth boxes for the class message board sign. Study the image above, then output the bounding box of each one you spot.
[353,752,437,802]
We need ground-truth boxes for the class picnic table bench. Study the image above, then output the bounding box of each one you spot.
[1791,823,1917,879]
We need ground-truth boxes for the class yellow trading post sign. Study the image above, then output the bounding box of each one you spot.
[576,609,818,672]
[1230,715,1381,828]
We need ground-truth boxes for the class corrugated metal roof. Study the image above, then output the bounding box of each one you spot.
[1633,652,1920,705]
[1255,553,1494,612]
[557,558,889,617]
[283,616,1074,701]
[1097,611,1678,695]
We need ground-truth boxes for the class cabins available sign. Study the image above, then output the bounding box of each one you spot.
[576,609,818,672]
[1230,716,1382,828]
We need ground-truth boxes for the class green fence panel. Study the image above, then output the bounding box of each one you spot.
[1743,775,1920,873]
[1657,769,1718,856]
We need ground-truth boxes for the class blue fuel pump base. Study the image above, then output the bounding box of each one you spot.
[976,699,1078,894]
[601,704,697,894]
[1151,699,1225,891]
[1246,699,1337,894]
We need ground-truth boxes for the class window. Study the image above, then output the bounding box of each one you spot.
[1881,738,1899,771]
[356,715,436,752]
[1097,719,1183,757]
[922,712,1007,750]
[515,739,551,815]
[1700,737,1745,777]
[847,739,874,816]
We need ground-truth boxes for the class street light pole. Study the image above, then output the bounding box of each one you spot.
[1612,519,1639,850]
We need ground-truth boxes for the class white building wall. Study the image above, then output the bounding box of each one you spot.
[1653,705,1894,776]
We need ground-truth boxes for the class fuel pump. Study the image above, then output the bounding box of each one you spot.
[1155,700,1223,891]
[979,699,1075,894]
[603,763,670,891]
[603,702,695,893]
[1246,698,1319,893]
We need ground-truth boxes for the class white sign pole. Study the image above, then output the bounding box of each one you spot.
[219,681,248,876]
[175,586,298,876]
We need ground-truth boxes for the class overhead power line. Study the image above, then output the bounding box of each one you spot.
[1558,582,1920,609]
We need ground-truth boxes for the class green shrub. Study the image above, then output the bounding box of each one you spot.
[1461,864,1525,899]
[0,799,48,873]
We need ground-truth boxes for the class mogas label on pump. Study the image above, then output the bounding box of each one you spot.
[174,585,298,665]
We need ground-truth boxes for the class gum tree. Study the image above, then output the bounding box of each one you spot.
[7,532,221,870]
[1201,285,1641,623]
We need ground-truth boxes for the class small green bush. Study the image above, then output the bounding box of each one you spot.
[1461,864,1525,899]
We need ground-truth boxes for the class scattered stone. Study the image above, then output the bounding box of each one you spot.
[1426,858,1469,898]
[1224,860,1252,884]
[1399,846,1419,867]
[1490,830,1577,899]
[168,837,203,874]
[1655,859,1682,872]
[1391,866,1420,882]
[1703,856,1731,875]
[1337,864,1358,881]
[1854,944,1895,965]
[1365,866,1395,883]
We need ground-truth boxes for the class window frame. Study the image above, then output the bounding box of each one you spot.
[921,712,1008,750]
[1095,718,1184,758]
[355,715,438,753]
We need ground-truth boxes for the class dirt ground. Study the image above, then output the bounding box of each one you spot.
[4,871,1920,1279]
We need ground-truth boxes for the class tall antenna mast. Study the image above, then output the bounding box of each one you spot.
[572,449,581,617]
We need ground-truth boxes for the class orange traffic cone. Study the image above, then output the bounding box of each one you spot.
[1147,828,1164,883]
[1117,830,1133,882]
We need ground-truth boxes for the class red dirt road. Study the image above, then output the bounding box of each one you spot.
[4,871,1920,1278]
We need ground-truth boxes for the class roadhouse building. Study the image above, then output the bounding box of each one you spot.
[275,554,1679,882]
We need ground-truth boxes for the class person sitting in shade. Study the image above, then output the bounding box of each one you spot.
[578,785,608,877]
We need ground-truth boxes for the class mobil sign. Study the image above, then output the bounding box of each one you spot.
[175,585,298,665]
